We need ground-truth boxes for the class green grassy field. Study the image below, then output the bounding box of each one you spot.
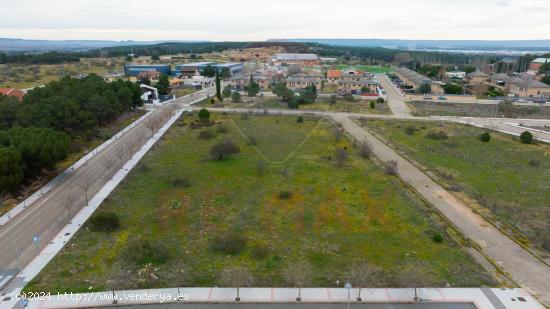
[26,113,494,293]
[335,65,392,74]
[360,119,550,251]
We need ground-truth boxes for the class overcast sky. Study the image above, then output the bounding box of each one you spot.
[1,0,550,41]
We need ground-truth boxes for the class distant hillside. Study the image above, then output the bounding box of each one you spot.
[0,38,199,53]
[273,39,550,52]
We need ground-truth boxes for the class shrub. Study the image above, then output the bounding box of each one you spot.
[369,101,375,109]
[171,176,191,187]
[520,131,533,144]
[297,116,304,123]
[198,129,216,140]
[231,91,241,103]
[89,212,120,232]
[404,126,416,135]
[256,160,267,175]
[528,159,540,167]
[216,125,229,133]
[210,98,215,104]
[278,190,292,200]
[377,97,385,104]
[432,234,444,243]
[247,136,258,146]
[479,132,491,142]
[384,160,398,175]
[210,139,240,160]
[125,239,170,265]
[250,243,270,260]
[198,108,210,122]
[425,130,448,140]
[209,232,247,255]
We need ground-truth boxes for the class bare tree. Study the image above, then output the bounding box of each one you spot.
[63,193,78,218]
[384,160,398,175]
[334,148,348,167]
[118,146,126,168]
[219,265,254,301]
[284,259,312,301]
[78,177,92,205]
[333,127,344,141]
[358,142,373,158]
[346,263,383,301]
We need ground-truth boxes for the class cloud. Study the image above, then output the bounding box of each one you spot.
[1,0,549,40]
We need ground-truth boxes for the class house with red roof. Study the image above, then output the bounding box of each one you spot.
[0,87,25,102]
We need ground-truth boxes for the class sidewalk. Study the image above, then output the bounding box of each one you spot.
[19,287,543,308]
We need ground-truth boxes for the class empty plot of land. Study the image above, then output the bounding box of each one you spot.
[410,101,550,119]
[360,119,550,252]
[25,113,494,293]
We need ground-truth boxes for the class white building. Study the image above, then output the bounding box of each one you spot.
[445,71,467,79]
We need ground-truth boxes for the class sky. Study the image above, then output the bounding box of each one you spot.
[1,0,550,41]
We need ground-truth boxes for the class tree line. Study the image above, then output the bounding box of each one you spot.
[0,74,143,193]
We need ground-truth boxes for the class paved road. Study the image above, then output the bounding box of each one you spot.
[0,89,214,290]
[332,113,550,306]
[376,73,412,117]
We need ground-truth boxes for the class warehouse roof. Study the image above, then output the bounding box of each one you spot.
[275,54,318,61]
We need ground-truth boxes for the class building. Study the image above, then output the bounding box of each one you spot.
[509,78,550,98]
[137,70,161,81]
[327,68,379,95]
[394,67,444,94]
[337,80,380,95]
[529,58,550,72]
[273,54,319,66]
[445,71,466,79]
[466,71,490,85]
[124,64,171,77]
[488,73,514,90]
[0,87,25,102]
[228,74,271,91]
[174,62,244,77]
[286,73,324,91]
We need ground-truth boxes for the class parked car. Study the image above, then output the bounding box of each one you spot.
[438,96,447,101]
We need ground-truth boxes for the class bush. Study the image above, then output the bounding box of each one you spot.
[210,139,240,160]
[528,159,540,167]
[89,212,120,232]
[520,131,533,144]
[216,125,229,133]
[425,130,448,140]
[125,239,170,265]
[377,97,385,104]
[479,132,491,142]
[247,136,258,146]
[231,91,241,103]
[198,108,210,122]
[250,243,270,260]
[432,234,444,243]
[198,129,216,140]
[404,126,416,135]
[209,232,247,255]
[171,176,191,187]
[369,101,375,109]
[278,190,292,200]
[297,116,304,123]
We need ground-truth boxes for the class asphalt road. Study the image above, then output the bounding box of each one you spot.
[0,89,215,289]
[376,73,412,117]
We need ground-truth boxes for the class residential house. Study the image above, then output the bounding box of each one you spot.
[286,73,324,91]
[228,74,271,91]
[466,71,490,86]
[0,87,25,102]
[509,78,550,98]
[394,67,444,94]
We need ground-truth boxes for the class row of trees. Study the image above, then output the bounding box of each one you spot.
[0,74,143,193]
[0,51,81,64]
[0,127,70,192]
[0,74,143,136]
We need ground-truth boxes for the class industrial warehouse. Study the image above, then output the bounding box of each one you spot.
[123,62,244,77]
